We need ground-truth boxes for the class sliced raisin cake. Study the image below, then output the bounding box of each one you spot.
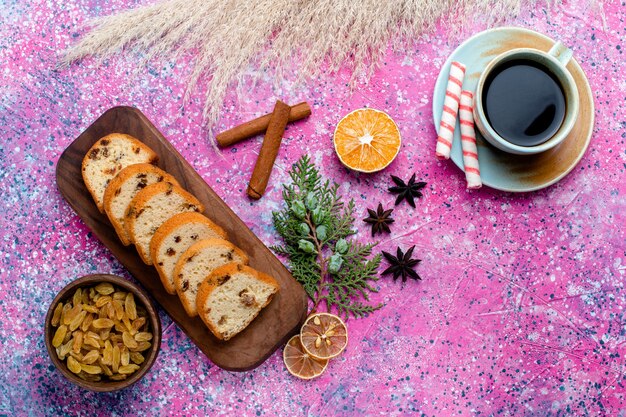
[103,163,179,246]
[124,182,204,264]
[150,212,227,294]
[196,264,279,341]
[82,133,158,212]
[173,239,248,317]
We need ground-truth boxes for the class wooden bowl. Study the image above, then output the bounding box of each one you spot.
[44,274,162,392]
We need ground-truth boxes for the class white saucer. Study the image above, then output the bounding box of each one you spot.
[432,27,594,192]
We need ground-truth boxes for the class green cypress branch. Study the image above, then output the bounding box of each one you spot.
[271,155,383,319]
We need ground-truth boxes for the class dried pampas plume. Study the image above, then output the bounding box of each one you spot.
[61,0,559,127]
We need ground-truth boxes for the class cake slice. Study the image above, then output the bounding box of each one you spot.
[125,182,204,264]
[173,239,248,317]
[151,212,227,294]
[103,163,180,246]
[82,133,158,212]
[196,264,279,341]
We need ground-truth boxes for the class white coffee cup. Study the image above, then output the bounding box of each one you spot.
[473,41,579,155]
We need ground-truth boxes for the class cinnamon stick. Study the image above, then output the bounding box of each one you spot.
[247,100,291,199]
[217,102,311,147]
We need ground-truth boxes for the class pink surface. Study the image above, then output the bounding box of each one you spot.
[1,1,625,415]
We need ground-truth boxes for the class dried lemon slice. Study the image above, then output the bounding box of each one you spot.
[299,313,348,360]
[333,108,401,173]
[283,335,328,380]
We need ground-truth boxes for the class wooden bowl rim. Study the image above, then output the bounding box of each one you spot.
[44,274,162,392]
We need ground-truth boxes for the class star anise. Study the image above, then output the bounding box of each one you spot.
[388,173,426,208]
[381,245,421,282]
[363,203,394,236]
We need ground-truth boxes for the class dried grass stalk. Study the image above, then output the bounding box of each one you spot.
[61,0,563,127]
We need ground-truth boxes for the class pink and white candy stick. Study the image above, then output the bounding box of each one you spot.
[458,90,481,189]
[436,61,466,160]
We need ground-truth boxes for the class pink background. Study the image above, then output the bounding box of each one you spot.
[1,1,625,415]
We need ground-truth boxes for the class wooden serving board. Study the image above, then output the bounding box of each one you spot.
[56,106,309,371]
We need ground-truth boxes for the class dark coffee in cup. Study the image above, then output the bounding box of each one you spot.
[482,60,566,147]
[473,42,579,155]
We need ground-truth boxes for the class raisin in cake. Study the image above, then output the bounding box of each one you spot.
[196,264,279,341]
[124,182,204,264]
[82,133,158,212]
[173,239,248,317]
[103,163,179,246]
[151,212,227,294]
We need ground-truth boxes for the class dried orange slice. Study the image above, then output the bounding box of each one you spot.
[283,335,328,379]
[300,313,348,360]
[333,108,401,173]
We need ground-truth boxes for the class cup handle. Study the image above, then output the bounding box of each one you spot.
[548,41,573,66]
